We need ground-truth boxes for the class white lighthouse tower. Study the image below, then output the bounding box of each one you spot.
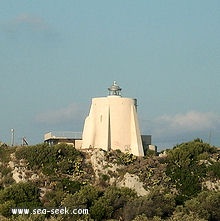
[81,81,144,156]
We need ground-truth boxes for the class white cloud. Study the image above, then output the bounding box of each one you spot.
[143,111,220,147]
[156,111,220,133]
[35,103,85,125]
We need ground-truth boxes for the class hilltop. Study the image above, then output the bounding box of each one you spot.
[0,139,220,221]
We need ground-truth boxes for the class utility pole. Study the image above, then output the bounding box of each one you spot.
[11,128,14,146]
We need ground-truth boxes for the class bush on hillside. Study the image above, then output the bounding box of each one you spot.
[184,190,220,221]
[207,162,220,178]
[15,143,83,175]
[90,186,137,221]
[165,139,217,203]
[0,182,41,217]
[123,187,175,221]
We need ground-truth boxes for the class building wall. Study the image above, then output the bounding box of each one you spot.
[141,135,152,147]
[82,97,109,150]
[82,96,144,156]
[75,140,83,149]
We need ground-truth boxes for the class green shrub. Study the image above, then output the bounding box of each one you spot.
[145,149,156,157]
[207,162,220,178]
[197,152,209,161]
[61,185,100,221]
[0,165,14,189]
[58,178,82,194]
[90,197,113,221]
[0,182,41,217]
[165,139,215,203]
[42,190,65,208]
[0,182,41,205]
[116,152,137,165]
[170,207,206,221]
[0,200,15,217]
[15,143,83,175]
[0,146,15,163]
[90,186,137,220]
[184,191,220,220]
[0,175,15,189]
[10,214,47,221]
[123,187,175,220]
[0,166,12,177]
[62,185,100,209]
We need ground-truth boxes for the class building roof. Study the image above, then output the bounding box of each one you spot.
[44,131,82,141]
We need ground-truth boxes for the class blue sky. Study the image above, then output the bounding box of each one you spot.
[0,1,220,149]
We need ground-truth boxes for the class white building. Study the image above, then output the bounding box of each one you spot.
[81,81,144,156]
[44,131,82,148]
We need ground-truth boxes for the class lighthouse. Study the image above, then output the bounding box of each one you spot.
[81,81,144,156]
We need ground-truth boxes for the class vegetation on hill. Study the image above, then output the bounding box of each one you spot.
[165,139,217,203]
[0,139,219,220]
